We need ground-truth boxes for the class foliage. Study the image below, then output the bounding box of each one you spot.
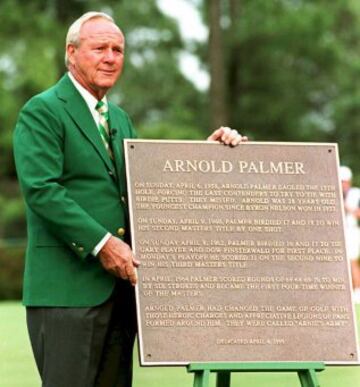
[200,0,360,183]
[0,242,25,300]
[1,0,360,242]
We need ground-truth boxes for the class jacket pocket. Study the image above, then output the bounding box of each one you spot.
[36,231,63,247]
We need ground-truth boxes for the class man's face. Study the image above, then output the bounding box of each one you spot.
[67,18,125,99]
[342,179,351,194]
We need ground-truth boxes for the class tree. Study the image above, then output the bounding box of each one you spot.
[199,0,360,182]
[208,0,229,128]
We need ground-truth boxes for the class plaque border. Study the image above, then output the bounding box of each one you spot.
[124,139,360,366]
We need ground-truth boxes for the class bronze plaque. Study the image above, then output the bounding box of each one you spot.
[124,140,359,365]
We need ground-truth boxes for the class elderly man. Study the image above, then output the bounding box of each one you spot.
[13,11,246,387]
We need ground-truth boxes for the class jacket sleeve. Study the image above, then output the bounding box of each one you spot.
[13,97,108,259]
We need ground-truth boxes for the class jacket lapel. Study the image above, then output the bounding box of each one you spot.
[108,104,125,175]
[55,74,116,175]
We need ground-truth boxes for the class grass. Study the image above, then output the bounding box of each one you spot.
[1,302,360,386]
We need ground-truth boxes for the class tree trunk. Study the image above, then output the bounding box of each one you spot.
[228,0,241,125]
[208,0,229,129]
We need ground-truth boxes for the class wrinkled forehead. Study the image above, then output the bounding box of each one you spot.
[79,18,124,43]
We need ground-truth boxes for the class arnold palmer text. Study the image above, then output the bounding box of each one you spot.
[163,160,305,175]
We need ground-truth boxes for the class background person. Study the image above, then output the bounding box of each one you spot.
[13,11,246,387]
[340,166,360,301]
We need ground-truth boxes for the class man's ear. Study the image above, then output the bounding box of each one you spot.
[66,44,76,66]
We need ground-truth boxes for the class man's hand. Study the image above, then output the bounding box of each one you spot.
[207,126,248,146]
[98,236,140,286]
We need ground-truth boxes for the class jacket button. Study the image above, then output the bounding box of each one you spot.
[121,196,126,203]
[78,246,84,252]
[117,227,126,237]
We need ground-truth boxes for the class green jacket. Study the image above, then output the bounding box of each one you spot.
[13,74,136,307]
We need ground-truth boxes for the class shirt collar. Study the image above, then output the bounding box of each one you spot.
[68,71,107,111]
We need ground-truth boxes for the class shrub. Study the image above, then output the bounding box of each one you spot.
[0,241,25,300]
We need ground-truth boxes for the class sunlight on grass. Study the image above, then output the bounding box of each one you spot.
[1,302,360,387]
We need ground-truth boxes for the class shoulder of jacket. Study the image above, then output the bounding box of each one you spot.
[21,84,61,113]
[109,101,130,115]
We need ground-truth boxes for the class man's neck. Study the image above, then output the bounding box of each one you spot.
[68,70,106,100]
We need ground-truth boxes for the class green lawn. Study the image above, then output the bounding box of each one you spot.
[1,302,360,386]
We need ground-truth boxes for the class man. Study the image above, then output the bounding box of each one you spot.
[340,166,360,301]
[13,11,246,387]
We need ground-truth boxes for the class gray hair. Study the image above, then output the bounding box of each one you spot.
[65,11,115,67]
